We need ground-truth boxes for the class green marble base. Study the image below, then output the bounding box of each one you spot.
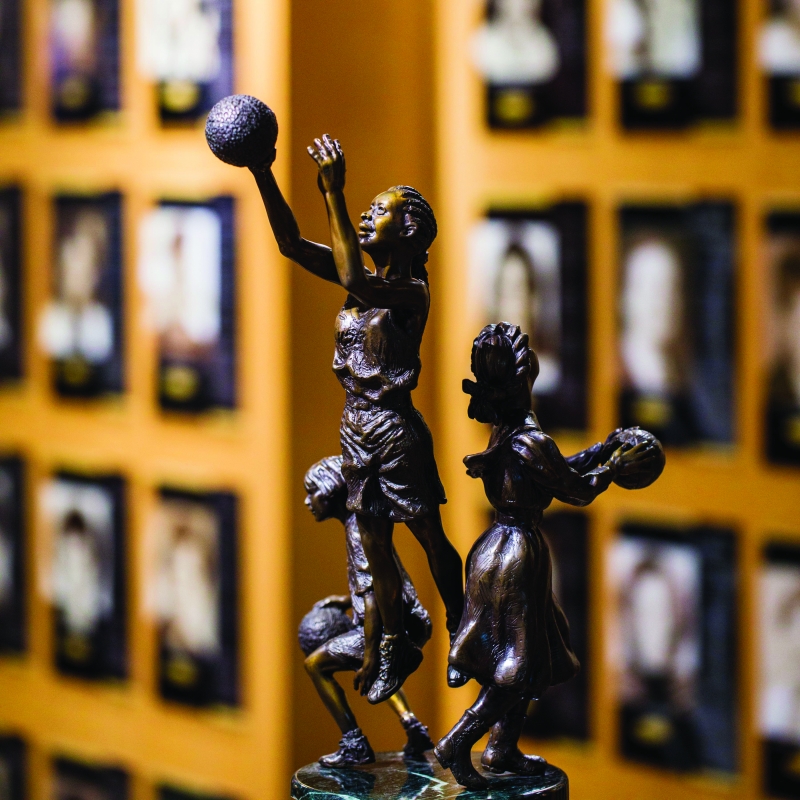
[291,752,568,800]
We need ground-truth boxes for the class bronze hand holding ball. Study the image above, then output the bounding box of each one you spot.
[206,96,465,705]
[434,323,665,790]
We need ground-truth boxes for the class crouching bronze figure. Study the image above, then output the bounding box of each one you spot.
[434,323,665,789]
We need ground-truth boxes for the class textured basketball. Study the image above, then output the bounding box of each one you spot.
[205,94,278,168]
[610,427,666,490]
[297,604,355,656]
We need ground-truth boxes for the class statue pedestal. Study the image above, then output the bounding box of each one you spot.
[291,752,568,800]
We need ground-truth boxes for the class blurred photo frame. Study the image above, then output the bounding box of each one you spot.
[154,487,238,707]
[610,522,738,774]
[0,187,22,384]
[159,785,233,800]
[761,541,800,799]
[42,471,127,680]
[760,0,800,129]
[49,0,120,122]
[0,0,23,114]
[473,0,587,129]
[764,212,800,467]
[52,758,128,800]
[469,203,588,431]
[136,0,233,123]
[0,736,26,800]
[0,457,25,655]
[606,0,737,130]
[139,197,236,414]
[618,203,736,447]
[524,511,590,741]
[38,193,124,399]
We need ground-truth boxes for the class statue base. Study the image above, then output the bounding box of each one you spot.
[291,752,568,800]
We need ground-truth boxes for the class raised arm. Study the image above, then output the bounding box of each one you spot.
[308,135,429,312]
[249,159,340,284]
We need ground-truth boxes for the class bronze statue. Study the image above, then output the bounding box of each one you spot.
[206,95,465,704]
[298,455,434,767]
[434,323,664,789]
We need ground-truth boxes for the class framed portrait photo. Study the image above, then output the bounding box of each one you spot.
[49,0,120,121]
[473,0,586,129]
[0,187,23,384]
[0,736,26,800]
[609,522,738,774]
[618,202,736,447]
[0,0,23,114]
[136,0,233,123]
[760,541,800,799]
[524,511,590,742]
[764,212,800,467]
[52,758,128,800]
[38,194,124,399]
[760,1,800,129]
[469,203,588,431]
[606,0,737,130]
[139,197,236,413]
[153,488,238,707]
[159,785,233,800]
[42,471,127,680]
[0,457,25,655]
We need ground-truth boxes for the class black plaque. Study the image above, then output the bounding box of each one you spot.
[41,194,124,399]
[0,736,26,800]
[475,0,586,129]
[46,471,126,680]
[50,0,120,121]
[0,0,23,114]
[52,758,127,800]
[0,457,25,655]
[139,198,235,413]
[155,487,238,707]
[611,522,738,774]
[0,188,22,383]
[472,203,588,431]
[764,212,800,467]
[618,203,736,447]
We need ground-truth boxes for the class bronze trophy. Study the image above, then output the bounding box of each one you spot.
[206,96,665,798]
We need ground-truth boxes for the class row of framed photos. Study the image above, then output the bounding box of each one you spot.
[0,457,239,708]
[469,200,800,463]
[476,0,799,130]
[0,188,236,413]
[528,512,800,799]
[0,740,233,800]
[0,0,233,123]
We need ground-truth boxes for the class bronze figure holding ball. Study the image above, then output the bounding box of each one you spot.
[206,96,666,794]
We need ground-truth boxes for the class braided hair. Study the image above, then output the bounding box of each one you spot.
[389,185,438,283]
[462,322,540,424]
[304,455,347,504]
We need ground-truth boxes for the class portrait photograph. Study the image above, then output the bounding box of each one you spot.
[764,213,800,467]
[469,203,588,431]
[524,511,590,742]
[605,0,737,129]
[52,758,128,800]
[761,0,800,128]
[37,194,123,399]
[761,542,800,799]
[0,736,25,800]
[153,488,238,707]
[618,203,736,448]
[0,457,24,655]
[41,472,126,680]
[49,0,119,121]
[472,0,586,129]
[136,0,233,123]
[138,198,236,413]
[0,188,22,384]
[0,0,22,114]
[609,522,738,774]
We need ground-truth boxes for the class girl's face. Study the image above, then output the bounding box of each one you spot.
[358,191,412,255]
[304,482,335,522]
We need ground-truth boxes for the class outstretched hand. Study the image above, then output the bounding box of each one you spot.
[307,134,346,194]
[607,441,656,473]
